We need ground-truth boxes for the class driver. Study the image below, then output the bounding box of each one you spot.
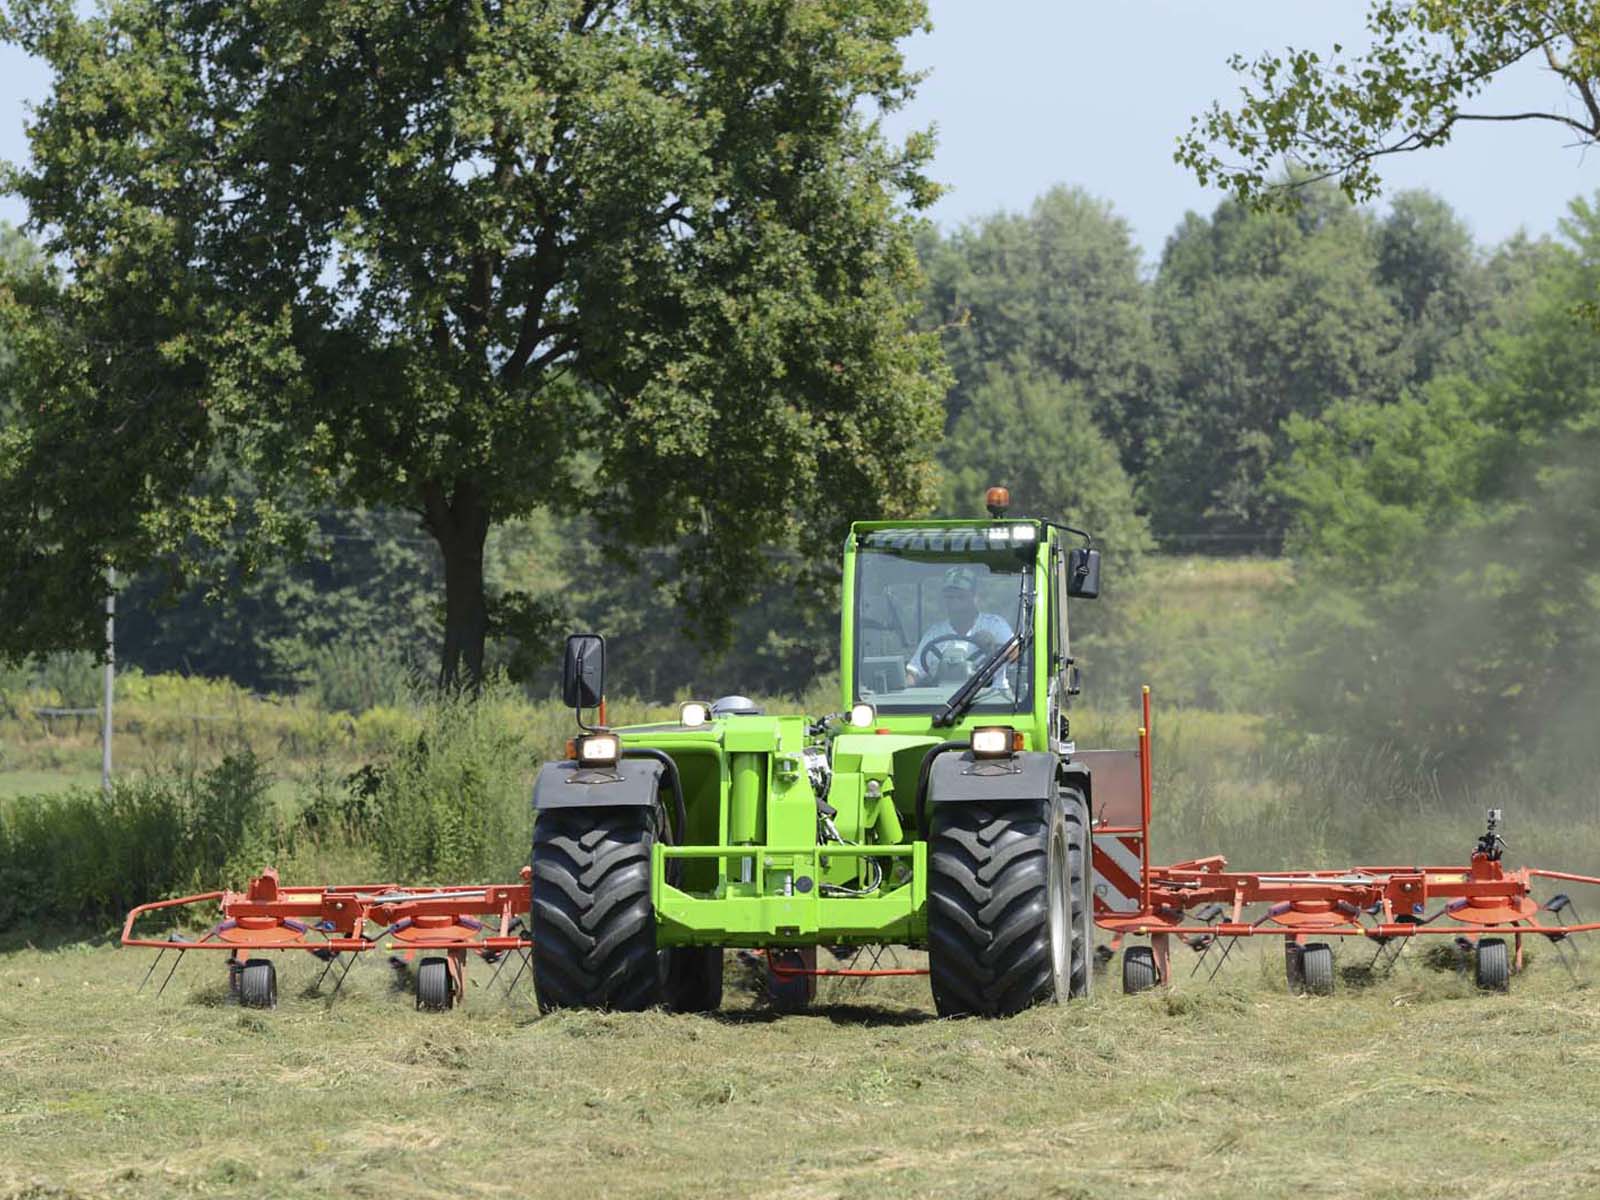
[905,566,1014,686]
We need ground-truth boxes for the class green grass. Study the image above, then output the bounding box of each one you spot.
[0,769,100,799]
[8,555,1600,1196]
[3,940,1599,1199]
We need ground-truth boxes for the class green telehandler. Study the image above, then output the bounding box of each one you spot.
[531,486,1105,1018]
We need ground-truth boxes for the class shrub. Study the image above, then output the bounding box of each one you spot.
[0,751,277,928]
[369,682,537,883]
[297,637,419,714]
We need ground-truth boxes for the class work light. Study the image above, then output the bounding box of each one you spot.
[680,701,710,728]
[576,733,621,766]
[849,703,876,728]
[970,726,1014,758]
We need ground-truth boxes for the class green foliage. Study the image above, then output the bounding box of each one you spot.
[368,684,537,883]
[938,361,1150,582]
[1147,184,1409,549]
[299,638,422,716]
[919,185,1167,472]
[0,752,275,926]
[0,0,947,684]
[1179,2,1600,204]
[118,506,443,695]
[1273,193,1600,766]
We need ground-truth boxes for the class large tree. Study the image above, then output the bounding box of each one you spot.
[1274,195,1600,766]
[0,0,945,685]
[1147,184,1406,550]
[917,186,1167,478]
[1178,1,1600,204]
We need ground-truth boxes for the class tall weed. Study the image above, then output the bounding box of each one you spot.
[0,751,277,927]
[369,683,537,883]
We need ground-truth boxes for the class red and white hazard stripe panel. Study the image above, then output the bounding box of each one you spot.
[1092,833,1143,914]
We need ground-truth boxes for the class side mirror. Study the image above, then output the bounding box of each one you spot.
[1066,548,1101,599]
[562,632,606,709]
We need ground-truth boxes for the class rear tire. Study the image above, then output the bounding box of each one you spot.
[531,808,665,1013]
[1475,938,1510,992]
[667,946,725,1013]
[239,959,277,1010]
[928,794,1074,1017]
[1122,946,1157,994]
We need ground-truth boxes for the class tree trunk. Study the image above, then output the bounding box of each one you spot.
[421,478,491,692]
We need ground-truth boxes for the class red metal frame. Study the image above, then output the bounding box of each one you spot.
[1093,688,1600,984]
[122,867,535,1006]
[121,686,1600,1004]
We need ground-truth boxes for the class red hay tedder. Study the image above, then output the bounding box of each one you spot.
[121,688,1600,1011]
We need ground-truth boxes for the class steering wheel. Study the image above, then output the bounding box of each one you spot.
[919,634,987,679]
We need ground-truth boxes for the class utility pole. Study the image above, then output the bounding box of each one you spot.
[102,567,114,796]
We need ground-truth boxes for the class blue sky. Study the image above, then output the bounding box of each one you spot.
[880,2,1594,265]
[0,1,1590,266]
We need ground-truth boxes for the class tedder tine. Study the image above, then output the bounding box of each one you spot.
[324,950,361,1005]
[1203,935,1241,983]
[500,948,533,999]
[1542,895,1582,979]
[154,949,186,998]
[137,949,167,994]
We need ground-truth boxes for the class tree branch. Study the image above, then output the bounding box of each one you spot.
[1454,110,1599,136]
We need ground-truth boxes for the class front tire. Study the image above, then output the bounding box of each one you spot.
[928,793,1078,1017]
[530,808,664,1013]
[1063,788,1093,998]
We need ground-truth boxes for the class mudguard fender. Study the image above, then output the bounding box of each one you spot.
[532,758,665,811]
[927,750,1061,805]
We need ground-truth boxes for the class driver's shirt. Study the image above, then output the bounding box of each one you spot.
[908,612,1015,683]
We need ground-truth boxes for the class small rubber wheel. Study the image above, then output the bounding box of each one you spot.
[1283,943,1304,991]
[1475,938,1510,992]
[1122,946,1158,994]
[416,957,453,1011]
[767,947,817,1012]
[1300,943,1334,995]
[239,959,277,1009]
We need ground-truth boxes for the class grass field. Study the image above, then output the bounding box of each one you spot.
[2,938,1597,1200]
[6,555,1600,1198]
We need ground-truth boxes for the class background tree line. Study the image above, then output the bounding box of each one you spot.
[13,175,1587,767]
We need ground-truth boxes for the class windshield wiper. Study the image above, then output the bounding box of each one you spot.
[933,621,1035,728]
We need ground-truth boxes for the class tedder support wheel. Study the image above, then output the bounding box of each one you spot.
[530,808,665,1013]
[239,959,277,1009]
[416,956,453,1011]
[766,947,817,1012]
[667,947,725,1014]
[928,791,1082,1017]
[1122,946,1158,994]
[1299,943,1334,996]
[1475,938,1510,992]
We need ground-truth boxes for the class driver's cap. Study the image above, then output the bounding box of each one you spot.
[940,566,979,594]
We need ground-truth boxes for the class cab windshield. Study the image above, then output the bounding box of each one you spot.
[852,537,1033,716]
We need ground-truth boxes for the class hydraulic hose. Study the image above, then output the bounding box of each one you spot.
[914,740,971,841]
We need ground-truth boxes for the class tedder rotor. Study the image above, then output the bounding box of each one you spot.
[122,487,1600,1011]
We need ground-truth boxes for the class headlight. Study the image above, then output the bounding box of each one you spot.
[576,733,621,766]
[970,726,1014,758]
[848,703,876,728]
[680,701,709,728]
